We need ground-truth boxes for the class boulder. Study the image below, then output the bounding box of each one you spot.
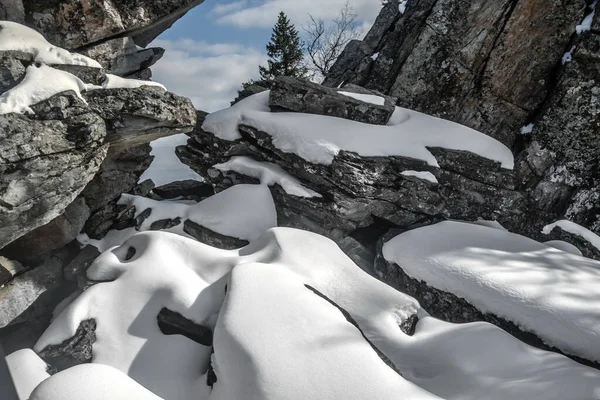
[84,86,197,148]
[1,198,90,265]
[0,256,23,287]
[269,76,395,125]
[153,180,214,201]
[37,319,96,372]
[19,0,206,49]
[157,308,212,346]
[0,107,108,249]
[183,220,248,250]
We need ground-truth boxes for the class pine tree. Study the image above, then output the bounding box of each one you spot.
[259,11,307,84]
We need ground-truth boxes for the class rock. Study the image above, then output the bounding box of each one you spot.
[0,107,108,249]
[0,256,23,287]
[132,179,156,197]
[84,86,197,148]
[0,51,27,93]
[542,226,600,261]
[51,64,105,86]
[179,117,525,242]
[269,76,395,125]
[80,37,165,77]
[37,319,96,372]
[325,0,585,146]
[1,198,90,265]
[183,220,248,250]
[336,236,375,275]
[150,218,181,231]
[153,180,214,201]
[157,308,212,346]
[0,244,78,342]
[231,83,268,106]
[63,245,101,284]
[20,0,206,49]
[373,238,597,368]
[82,144,154,214]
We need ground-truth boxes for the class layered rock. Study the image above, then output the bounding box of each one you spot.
[325,0,600,241]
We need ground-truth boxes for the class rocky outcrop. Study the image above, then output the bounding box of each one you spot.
[325,0,585,147]
[177,95,526,246]
[325,0,600,241]
[269,76,395,125]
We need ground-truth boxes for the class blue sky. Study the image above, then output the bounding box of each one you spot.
[150,0,382,112]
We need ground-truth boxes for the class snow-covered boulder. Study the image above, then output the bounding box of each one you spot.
[178,90,524,244]
[269,76,396,125]
[19,228,600,399]
[380,220,600,365]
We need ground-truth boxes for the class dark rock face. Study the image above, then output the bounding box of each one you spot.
[15,0,206,49]
[37,319,96,372]
[269,76,395,125]
[157,308,212,346]
[324,0,600,242]
[0,256,23,287]
[153,180,214,202]
[183,220,249,250]
[325,0,585,147]
[1,198,90,265]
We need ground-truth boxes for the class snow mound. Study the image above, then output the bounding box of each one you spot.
[139,134,203,187]
[0,21,100,67]
[214,156,321,198]
[542,219,600,253]
[6,349,50,400]
[337,90,385,105]
[383,220,600,362]
[0,64,88,114]
[36,228,429,399]
[202,92,514,169]
[30,228,600,399]
[102,74,166,91]
[30,364,162,400]
[79,184,277,252]
[401,170,438,184]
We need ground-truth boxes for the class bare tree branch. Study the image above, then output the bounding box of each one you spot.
[303,1,361,81]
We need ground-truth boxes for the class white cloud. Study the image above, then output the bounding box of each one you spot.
[217,0,383,30]
[151,39,267,112]
[210,0,249,16]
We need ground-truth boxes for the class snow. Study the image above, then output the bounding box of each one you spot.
[6,349,50,400]
[520,123,534,135]
[0,64,88,114]
[138,134,203,187]
[543,219,600,252]
[562,46,576,64]
[392,316,600,400]
[33,227,600,399]
[30,364,162,400]
[337,90,386,105]
[101,74,166,91]
[399,0,409,13]
[203,92,514,169]
[544,240,583,256]
[382,220,600,362]
[36,228,433,400]
[371,52,380,60]
[79,184,277,252]
[0,21,100,67]
[201,91,270,141]
[401,170,438,184]
[576,1,597,34]
[471,219,508,231]
[214,156,321,198]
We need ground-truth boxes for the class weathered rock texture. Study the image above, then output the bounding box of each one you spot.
[0,0,204,339]
[324,0,600,241]
[270,76,395,125]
